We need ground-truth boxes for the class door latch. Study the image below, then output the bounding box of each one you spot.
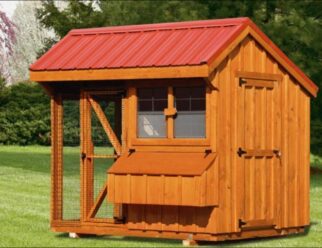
[237,147,247,157]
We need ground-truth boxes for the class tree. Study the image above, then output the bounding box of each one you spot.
[0,9,15,83]
[8,1,53,83]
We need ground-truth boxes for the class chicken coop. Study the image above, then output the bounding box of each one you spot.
[29,17,318,244]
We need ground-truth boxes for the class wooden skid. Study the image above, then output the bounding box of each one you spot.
[52,223,306,242]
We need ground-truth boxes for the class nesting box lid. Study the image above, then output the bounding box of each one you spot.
[108,152,216,176]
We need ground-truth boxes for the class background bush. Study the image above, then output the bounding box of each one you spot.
[0,81,50,145]
[0,80,115,147]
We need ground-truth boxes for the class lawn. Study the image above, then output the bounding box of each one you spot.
[0,146,321,247]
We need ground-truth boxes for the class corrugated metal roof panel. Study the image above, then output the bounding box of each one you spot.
[30,18,249,71]
[29,17,318,97]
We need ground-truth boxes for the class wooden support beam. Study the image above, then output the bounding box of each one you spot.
[88,97,122,155]
[30,64,209,82]
[87,184,108,219]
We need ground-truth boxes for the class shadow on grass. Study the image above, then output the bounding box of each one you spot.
[199,225,312,247]
[53,225,315,247]
[55,233,181,245]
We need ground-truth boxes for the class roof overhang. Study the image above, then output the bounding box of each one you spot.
[29,64,209,82]
[29,18,318,98]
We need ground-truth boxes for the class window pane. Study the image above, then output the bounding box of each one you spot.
[175,87,191,99]
[191,99,205,111]
[138,88,152,99]
[174,86,206,138]
[174,112,205,138]
[154,99,167,111]
[138,100,152,111]
[175,99,190,111]
[191,87,204,98]
[153,87,167,99]
[138,113,166,138]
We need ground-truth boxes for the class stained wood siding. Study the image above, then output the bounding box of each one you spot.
[122,35,310,234]
[107,159,218,207]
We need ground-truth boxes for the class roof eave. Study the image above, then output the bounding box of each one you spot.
[29,64,209,82]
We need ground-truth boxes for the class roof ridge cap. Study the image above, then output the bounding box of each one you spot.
[69,17,250,35]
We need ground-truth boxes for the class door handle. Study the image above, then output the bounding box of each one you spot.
[237,147,247,157]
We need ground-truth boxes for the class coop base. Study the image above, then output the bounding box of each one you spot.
[53,223,306,243]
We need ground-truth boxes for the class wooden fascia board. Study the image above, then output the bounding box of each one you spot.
[207,24,318,98]
[29,65,209,82]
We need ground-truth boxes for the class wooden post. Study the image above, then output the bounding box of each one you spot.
[51,94,63,222]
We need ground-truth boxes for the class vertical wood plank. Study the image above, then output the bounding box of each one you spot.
[229,45,240,232]
[272,62,282,228]
[161,205,179,232]
[236,42,245,225]
[128,87,137,147]
[181,177,196,206]
[127,205,146,230]
[145,205,162,230]
[130,175,147,204]
[281,73,289,227]
[164,176,180,205]
[297,89,306,225]
[107,174,115,202]
[304,96,310,225]
[146,175,164,204]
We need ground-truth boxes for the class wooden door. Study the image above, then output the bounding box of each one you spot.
[237,76,281,230]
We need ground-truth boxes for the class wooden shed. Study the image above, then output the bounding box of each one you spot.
[29,17,318,243]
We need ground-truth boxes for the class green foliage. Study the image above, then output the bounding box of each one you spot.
[0,82,50,145]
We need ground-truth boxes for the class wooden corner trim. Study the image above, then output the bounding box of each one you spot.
[29,65,209,82]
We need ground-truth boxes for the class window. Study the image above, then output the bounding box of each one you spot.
[174,87,205,138]
[136,86,206,139]
[137,88,167,138]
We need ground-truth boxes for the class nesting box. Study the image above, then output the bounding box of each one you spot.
[30,17,318,243]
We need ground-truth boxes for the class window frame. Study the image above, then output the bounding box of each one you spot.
[130,81,211,147]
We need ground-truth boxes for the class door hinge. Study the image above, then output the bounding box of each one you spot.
[237,147,247,157]
[239,78,247,87]
[239,219,247,228]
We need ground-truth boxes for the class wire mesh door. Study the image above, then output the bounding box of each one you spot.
[80,90,123,222]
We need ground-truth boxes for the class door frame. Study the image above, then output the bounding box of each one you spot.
[236,71,282,231]
[80,90,124,223]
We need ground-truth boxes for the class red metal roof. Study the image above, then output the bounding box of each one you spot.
[30,17,248,71]
[30,17,318,96]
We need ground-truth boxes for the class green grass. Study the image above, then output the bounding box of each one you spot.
[0,146,321,247]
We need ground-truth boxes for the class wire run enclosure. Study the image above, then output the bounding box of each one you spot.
[30,17,318,243]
